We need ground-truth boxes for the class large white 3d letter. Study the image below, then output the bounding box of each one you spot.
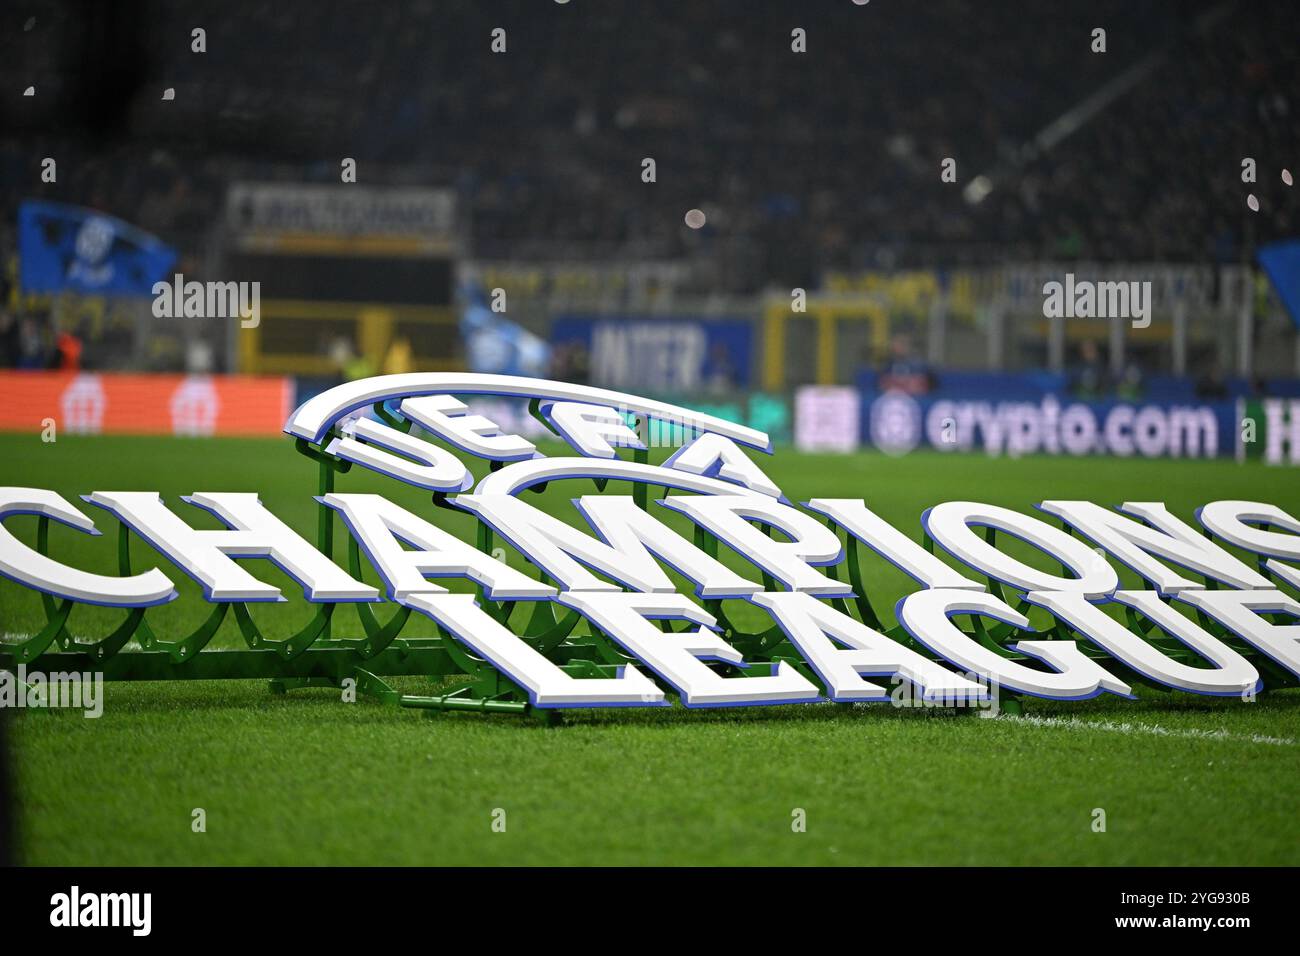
[0,488,174,606]
[454,494,762,597]
[665,433,782,498]
[1039,501,1270,593]
[87,492,376,602]
[539,401,644,458]
[897,589,1130,699]
[325,417,473,491]
[658,495,849,596]
[321,493,554,602]
[404,593,664,707]
[805,499,984,590]
[1026,590,1259,695]
[1176,589,1300,679]
[1198,501,1300,587]
[750,591,986,702]
[401,394,535,461]
[923,502,1118,599]
[558,592,820,706]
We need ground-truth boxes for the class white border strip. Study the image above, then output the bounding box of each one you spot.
[284,373,773,452]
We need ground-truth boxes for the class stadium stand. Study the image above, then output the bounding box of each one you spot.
[3,1,1296,273]
[0,0,1297,400]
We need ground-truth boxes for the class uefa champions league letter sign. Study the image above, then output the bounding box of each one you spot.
[2,373,1298,713]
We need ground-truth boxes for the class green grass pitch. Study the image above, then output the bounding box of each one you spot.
[2,432,1298,865]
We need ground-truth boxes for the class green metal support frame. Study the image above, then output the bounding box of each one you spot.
[2,404,1296,721]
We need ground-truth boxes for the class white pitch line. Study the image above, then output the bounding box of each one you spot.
[998,713,1295,747]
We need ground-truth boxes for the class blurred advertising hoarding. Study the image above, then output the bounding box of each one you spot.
[225,183,456,249]
[550,316,754,393]
[1238,398,1300,465]
[797,369,1300,461]
[865,389,1230,460]
[791,382,1263,461]
[0,371,292,437]
[794,386,860,453]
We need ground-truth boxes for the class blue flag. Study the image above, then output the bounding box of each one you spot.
[459,282,551,377]
[18,201,177,295]
[1258,239,1300,330]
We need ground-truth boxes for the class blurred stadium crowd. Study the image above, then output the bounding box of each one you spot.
[2,0,1296,285]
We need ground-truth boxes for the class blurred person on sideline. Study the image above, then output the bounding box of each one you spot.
[15,318,46,369]
[185,338,215,374]
[51,322,83,371]
[1195,362,1229,400]
[551,341,590,385]
[878,331,934,395]
[0,310,18,367]
[1070,340,1109,400]
[328,336,355,385]
[1116,363,1145,402]
[704,342,737,396]
[383,336,414,375]
[345,350,376,382]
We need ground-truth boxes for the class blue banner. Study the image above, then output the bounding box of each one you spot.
[861,389,1237,459]
[18,201,177,295]
[1258,239,1300,330]
[551,315,753,392]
